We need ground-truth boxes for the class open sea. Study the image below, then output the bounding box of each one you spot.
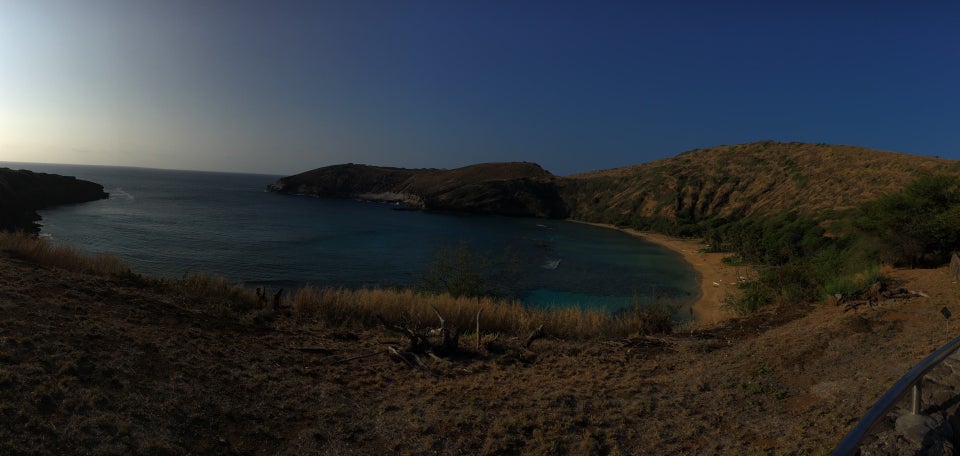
[6,162,697,311]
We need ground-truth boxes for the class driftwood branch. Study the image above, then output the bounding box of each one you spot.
[272,289,284,312]
[256,287,267,308]
[842,286,930,312]
[293,347,334,355]
[476,307,483,351]
[378,308,462,367]
[524,324,545,348]
[377,314,429,352]
[427,305,445,337]
[387,345,428,370]
[331,351,383,365]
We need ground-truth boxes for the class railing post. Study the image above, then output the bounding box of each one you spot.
[912,378,922,414]
[832,335,960,454]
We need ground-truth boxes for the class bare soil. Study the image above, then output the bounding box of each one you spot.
[2,252,958,455]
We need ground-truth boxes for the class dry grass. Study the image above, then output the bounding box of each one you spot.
[0,231,680,339]
[564,141,960,226]
[0,231,128,276]
[175,273,262,315]
[5,239,957,453]
[292,285,678,340]
[0,231,263,316]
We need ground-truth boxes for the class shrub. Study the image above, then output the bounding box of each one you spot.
[725,281,773,314]
[627,298,676,335]
[821,266,888,301]
[855,174,960,266]
[176,273,259,314]
[416,243,520,299]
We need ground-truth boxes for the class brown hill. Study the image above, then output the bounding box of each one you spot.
[562,141,958,230]
[268,161,568,218]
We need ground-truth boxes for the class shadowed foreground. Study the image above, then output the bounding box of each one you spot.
[2,248,958,454]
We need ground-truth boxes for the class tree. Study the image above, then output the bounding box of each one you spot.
[856,174,960,266]
[417,243,519,298]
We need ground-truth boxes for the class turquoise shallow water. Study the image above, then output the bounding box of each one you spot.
[5,162,697,311]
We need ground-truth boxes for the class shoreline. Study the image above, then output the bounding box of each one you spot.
[573,221,740,325]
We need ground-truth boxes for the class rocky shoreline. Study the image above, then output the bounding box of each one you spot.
[0,167,109,233]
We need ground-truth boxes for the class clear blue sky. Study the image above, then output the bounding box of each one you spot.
[1,1,958,175]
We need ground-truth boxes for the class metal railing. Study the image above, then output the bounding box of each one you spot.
[832,333,960,455]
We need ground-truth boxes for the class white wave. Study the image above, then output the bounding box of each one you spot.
[541,258,561,270]
[111,187,135,201]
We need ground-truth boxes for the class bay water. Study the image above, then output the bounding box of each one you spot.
[6,162,697,311]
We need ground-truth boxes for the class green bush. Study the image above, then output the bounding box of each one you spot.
[821,266,887,301]
[725,281,773,314]
[628,298,677,335]
[855,174,960,266]
[416,243,520,299]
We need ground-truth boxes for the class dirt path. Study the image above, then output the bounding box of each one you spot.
[574,222,744,324]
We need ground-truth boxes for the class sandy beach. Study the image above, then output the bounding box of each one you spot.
[577,222,745,324]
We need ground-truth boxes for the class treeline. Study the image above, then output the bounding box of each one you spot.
[632,174,960,313]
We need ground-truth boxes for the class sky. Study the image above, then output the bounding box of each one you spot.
[1,1,958,176]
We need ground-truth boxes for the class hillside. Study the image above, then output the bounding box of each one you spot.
[2,236,957,454]
[562,141,958,232]
[0,168,109,232]
[267,162,568,218]
[270,142,959,233]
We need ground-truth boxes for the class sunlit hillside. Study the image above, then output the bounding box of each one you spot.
[563,141,958,233]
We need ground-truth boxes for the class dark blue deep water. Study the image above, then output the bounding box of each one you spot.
[6,162,697,311]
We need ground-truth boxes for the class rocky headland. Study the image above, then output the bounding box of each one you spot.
[0,168,109,232]
[267,161,569,218]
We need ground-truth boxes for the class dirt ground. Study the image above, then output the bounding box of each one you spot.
[1,252,959,454]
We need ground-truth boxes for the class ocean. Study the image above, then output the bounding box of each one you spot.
[6,162,697,311]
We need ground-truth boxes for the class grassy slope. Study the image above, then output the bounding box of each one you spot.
[271,142,960,231]
[562,141,959,228]
[8,143,960,453]
[2,243,956,454]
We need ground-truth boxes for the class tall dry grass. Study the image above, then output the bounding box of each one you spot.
[0,231,129,276]
[0,231,682,339]
[292,285,679,339]
[176,273,261,314]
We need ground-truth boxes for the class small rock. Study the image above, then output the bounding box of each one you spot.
[896,413,939,444]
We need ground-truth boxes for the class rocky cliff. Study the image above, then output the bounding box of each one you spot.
[268,162,569,218]
[0,168,109,232]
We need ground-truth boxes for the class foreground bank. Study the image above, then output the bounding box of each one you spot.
[1,233,955,454]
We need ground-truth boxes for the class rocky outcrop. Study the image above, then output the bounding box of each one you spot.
[268,162,569,218]
[0,168,109,233]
